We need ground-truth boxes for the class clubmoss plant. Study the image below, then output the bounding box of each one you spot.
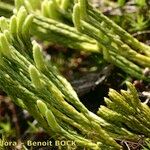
[13,0,150,81]
[72,0,150,81]
[14,0,99,52]
[98,82,150,137]
[1,0,150,81]
[0,7,121,150]
[0,1,150,149]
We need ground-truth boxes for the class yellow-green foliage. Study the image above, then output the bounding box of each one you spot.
[0,0,150,150]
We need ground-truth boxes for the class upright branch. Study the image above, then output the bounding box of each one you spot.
[73,0,150,81]
[13,0,100,52]
[98,82,150,137]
